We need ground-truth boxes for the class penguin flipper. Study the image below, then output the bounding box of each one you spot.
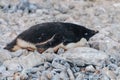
[36,33,63,53]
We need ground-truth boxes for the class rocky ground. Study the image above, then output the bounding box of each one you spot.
[0,0,120,80]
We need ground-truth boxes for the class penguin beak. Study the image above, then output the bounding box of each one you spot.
[95,30,99,34]
[92,30,99,35]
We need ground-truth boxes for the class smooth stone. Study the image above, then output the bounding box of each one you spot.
[85,65,96,72]
[59,71,69,80]
[0,50,12,63]
[75,73,85,80]
[61,47,108,66]
[2,71,14,77]
[102,67,117,80]
[67,68,75,80]
[52,58,66,70]
[19,51,46,69]
[0,65,6,73]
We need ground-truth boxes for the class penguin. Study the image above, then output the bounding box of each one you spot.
[4,22,98,53]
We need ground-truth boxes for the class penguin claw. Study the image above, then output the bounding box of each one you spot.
[37,48,46,53]
[26,47,35,52]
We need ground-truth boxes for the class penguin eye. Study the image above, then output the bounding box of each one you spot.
[84,33,88,36]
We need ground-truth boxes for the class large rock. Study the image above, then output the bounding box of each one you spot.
[89,26,120,55]
[60,47,108,66]
[3,51,46,70]
[0,50,12,65]
[19,51,46,69]
[3,57,22,72]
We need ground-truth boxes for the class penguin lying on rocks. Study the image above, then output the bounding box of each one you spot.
[4,22,98,53]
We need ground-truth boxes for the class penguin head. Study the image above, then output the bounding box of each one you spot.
[83,29,99,41]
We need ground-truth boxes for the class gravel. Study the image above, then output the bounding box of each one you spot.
[0,0,120,79]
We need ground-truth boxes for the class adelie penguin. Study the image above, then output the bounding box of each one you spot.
[4,22,98,53]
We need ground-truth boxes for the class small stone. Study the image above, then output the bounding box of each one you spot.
[36,9,43,15]
[42,52,57,61]
[76,72,85,80]
[38,66,45,72]
[52,58,66,70]
[40,71,50,80]
[55,14,69,21]
[44,62,52,70]
[113,3,120,7]
[51,73,61,80]
[20,70,28,80]
[13,72,21,80]
[67,68,75,80]
[57,48,65,55]
[42,71,52,79]
[2,71,14,77]
[3,58,22,72]
[117,75,120,80]
[0,65,6,73]
[85,65,95,72]
[71,66,80,73]
[100,75,110,80]
[54,4,69,14]
[7,77,14,80]
[59,71,69,80]
[7,63,22,71]
[0,50,12,63]
[69,4,75,9]
[107,63,118,71]
[102,67,117,80]
[10,49,24,57]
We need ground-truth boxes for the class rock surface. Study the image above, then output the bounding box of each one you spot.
[0,0,120,79]
[61,47,108,66]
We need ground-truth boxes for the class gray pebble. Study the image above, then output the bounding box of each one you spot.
[67,68,75,80]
